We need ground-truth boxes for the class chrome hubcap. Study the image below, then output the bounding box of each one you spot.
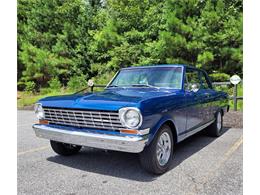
[217,112,222,131]
[156,132,172,166]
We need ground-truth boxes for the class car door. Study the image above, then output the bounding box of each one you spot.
[198,70,215,122]
[184,68,204,131]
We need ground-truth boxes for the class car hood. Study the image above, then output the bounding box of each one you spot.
[39,88,179,111]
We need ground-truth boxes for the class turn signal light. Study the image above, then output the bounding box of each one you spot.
[39,120,49,125]
[120,129,139,135]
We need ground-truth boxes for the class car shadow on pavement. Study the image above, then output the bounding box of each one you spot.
[169,126,230,170]
[47,126,231,182]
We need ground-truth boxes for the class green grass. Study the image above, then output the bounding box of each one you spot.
[214,83,243,111]
[17,86,104,108]
[17,90,71,108]
[229,84,243,111]
[18,84,243,111]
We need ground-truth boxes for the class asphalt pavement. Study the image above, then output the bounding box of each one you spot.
[18,110,242,195]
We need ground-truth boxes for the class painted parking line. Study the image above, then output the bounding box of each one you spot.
[202,136,243,182]
[18,145,49,156]
[188,135,243,195]
[224,136,243,157]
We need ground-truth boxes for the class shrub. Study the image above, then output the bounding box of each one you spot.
[40,88,52,95]
[48,77,62,91]
[93,72,115,85]
[67,74,87,92]
[214,85,230,94]
[25,81,36,93]
[17,81,26,91]
[209,73,230,82]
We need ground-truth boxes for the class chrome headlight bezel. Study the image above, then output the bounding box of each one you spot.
[34,103,45,119]
[119,107,143,129]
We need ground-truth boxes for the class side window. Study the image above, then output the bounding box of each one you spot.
[199,71,211,89]
[185,68,200,90]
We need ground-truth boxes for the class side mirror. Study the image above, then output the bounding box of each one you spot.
[191,84,199,92]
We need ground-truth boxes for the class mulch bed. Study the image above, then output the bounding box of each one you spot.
[223,111,243,128]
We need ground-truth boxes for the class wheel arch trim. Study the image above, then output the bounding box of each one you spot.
[147,116,178,145]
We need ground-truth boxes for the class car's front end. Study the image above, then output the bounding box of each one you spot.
[33,103,150,153]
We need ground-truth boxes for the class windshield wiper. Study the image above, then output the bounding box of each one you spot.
[130,84,159,89]
[107,85,119,88]
[107,84,159,89]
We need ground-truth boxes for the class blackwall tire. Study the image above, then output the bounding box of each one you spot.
[50,140,82,156]
[139,124,174,175]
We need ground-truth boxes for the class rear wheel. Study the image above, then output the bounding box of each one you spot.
[139,124,174,174]
[50,140,82,156]
[206,111,223,137]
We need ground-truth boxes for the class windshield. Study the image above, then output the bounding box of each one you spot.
[109,66,183,89]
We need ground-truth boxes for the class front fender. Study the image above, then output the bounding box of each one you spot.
[146,115,177,145]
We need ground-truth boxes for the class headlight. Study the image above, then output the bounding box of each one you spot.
[34,103,44,119]
[119,107,142,129]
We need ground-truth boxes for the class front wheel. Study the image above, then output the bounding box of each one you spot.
[139,124,174,174]
[50,140,82,156]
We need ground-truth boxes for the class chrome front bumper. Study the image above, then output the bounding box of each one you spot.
[33,124,148,153]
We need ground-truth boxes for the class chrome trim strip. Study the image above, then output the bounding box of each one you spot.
[33,124,148,153]
[138,128,150,135]
[44,108,119,116]
[184,119,215,138]
[105,71,119,88]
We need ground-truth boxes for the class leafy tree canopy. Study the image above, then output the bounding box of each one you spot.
[18,0,243,89]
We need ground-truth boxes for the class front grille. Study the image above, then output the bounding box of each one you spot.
[43,107,124,130]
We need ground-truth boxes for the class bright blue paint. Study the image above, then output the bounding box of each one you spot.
[38,64,229,145]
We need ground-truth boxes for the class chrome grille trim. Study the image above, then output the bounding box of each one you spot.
[43,108,124,130]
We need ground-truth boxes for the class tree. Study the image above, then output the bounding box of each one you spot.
[17,0,243,89]
[88,0,242,78]
[18,0,94,87]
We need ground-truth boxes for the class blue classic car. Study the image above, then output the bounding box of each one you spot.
[33,64,229,174]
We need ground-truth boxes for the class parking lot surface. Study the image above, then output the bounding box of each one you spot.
[18,110,242,195]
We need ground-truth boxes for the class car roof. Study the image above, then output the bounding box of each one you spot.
[121,64,197,70]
